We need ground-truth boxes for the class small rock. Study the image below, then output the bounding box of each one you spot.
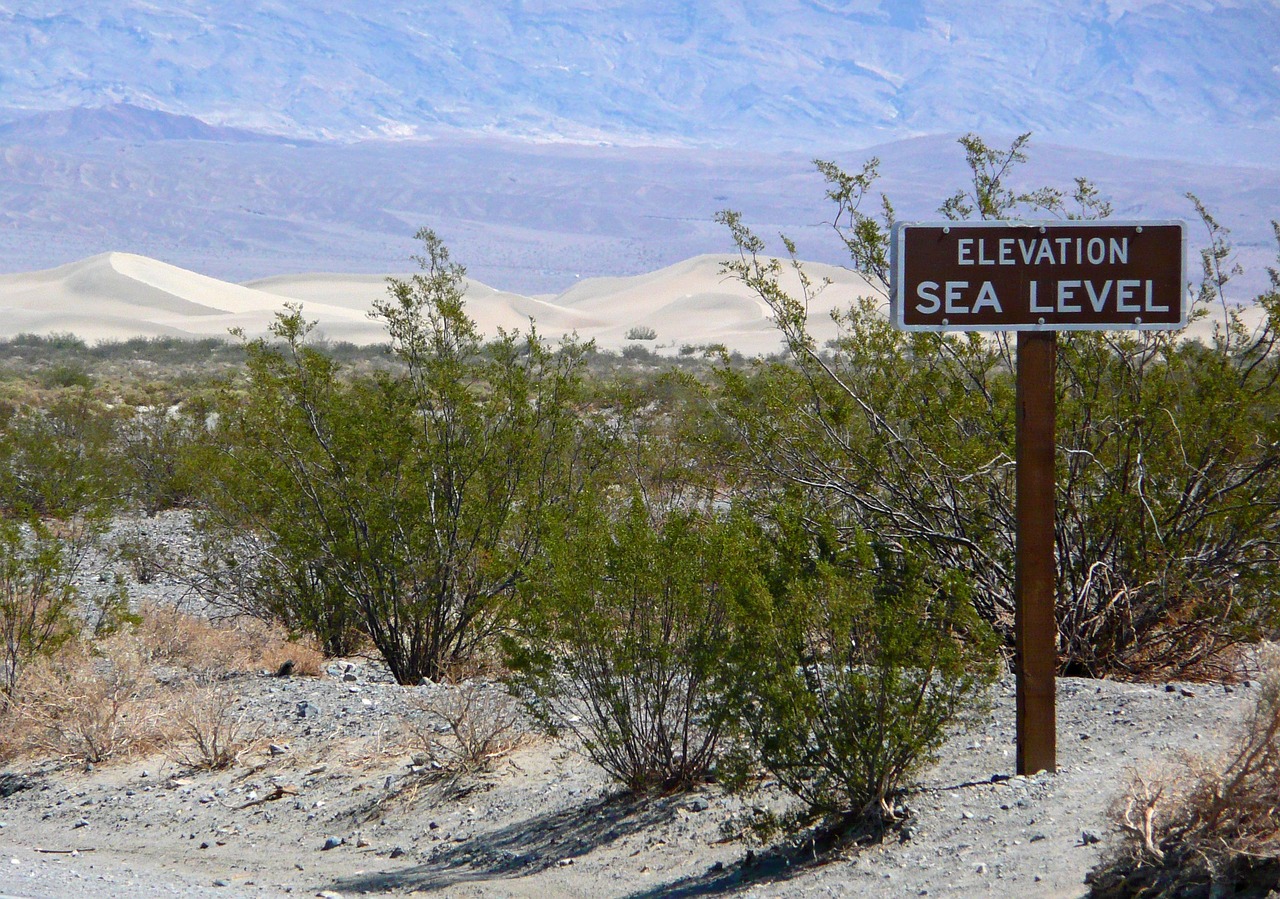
[213,880,230,887]
[556,858,574,867]
[1165,684,1177,692]
[199,842,210,850]
[321,837,343,851]
[297,701,321,719]
[685,797,709,812]
[269,743,289,756]
[275,660,295,677]
[961,811,974,820]
[1082,830,1102,845]
[975,862,987,875]
[1180,688,1196,698]
[317,892,345,899]
[343,672,357,682]
[1224,684,1235,694]
[389,847,406,859]
[73,818,89,829]
[1030,833,1047,843]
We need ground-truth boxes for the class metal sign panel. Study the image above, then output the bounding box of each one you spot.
[891,221,1186,332]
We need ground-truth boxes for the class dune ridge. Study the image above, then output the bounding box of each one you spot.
[1,251,1259,354]
[0,252,879,355]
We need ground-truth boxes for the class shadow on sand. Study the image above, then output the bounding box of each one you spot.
[327,790,684,894]
[327,788,878,897]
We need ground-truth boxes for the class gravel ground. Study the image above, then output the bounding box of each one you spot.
[0,513,1254,898]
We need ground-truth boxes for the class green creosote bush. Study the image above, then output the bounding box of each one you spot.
[117,395,207,516]
[0,393,129,708]
[507,493,767,793]
[625,325,658,341]
[726,511,999,829]
[195,228,596,683]
[714,133,1280,680]
[0,517,82,706]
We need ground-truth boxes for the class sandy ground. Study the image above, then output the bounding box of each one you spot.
[0,514,1255,898]
[0,670,1249,899]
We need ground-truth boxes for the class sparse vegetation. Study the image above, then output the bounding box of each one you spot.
[715,133,1280,680]
[508,495,766,793]
[401,680,526,775]
[0,605,315,767]
[728,516,998,827]
[0,135,1276,873]
[1090,655,1280,897]
[166,685,263,770]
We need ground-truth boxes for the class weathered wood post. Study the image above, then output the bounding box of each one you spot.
[891,220,1186,776]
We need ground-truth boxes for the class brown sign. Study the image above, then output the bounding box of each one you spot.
[891,221,1185,331]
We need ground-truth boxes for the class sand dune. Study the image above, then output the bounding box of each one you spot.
[0,252,883,355]
[1,251,1264,356]
[0,253,387,344]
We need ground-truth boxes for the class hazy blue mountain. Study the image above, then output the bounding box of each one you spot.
[2,1,1277,162]
[1,125,1275,297]
[1,1,1276,302]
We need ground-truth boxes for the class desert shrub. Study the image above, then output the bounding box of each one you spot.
[402,680,525,774]
[1092,657,1280,897]
[731,517,999,825]
[6,639,163,764]
[39,364,93,390]
[0,391,125,519]
[620,342,656,362]
[165,685,263,770]
[508,495,766,793]
[181,523,365,659]
[715,134,1280,679]
[113,527,174,585]
[195,229,594,684]
[116,397,206,515]
[625,325,658,341]
[128,601,323,678]
[0,516,95,704]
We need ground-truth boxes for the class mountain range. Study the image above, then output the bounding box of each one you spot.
[4,1,1277,160]
[0,1,1277,307]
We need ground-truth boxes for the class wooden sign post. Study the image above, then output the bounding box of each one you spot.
[891,220,1186,775]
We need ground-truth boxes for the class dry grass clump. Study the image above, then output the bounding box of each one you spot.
[401,680,527,775]
[0,605,313,768]
[3,639,166,764]
[1090,655,1280,897]
[164,685,264,770]
[131,602,323,678]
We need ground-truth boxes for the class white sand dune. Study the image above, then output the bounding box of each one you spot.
[0,253,387,344]
[3,251,1261,356]
[0,251,884,355]
[247,272,607,341]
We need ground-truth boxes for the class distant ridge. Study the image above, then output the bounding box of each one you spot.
[0,103,303,145]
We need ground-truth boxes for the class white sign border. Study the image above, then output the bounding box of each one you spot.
[889,219,1188,333]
